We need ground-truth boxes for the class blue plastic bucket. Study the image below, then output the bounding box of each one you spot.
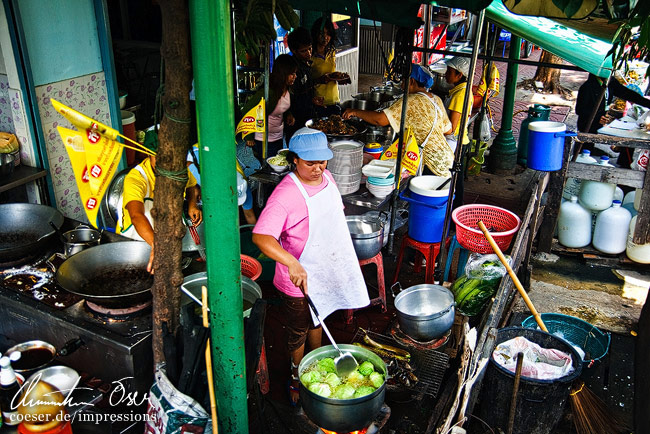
[527,121,576,171]
[399,176,451,243]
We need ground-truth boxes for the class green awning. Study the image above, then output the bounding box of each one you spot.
[486,1,615,78]
[290,0,493,28]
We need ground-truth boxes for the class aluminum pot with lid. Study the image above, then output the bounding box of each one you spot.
[62,225,101,257]
[299,344,386,432]
[393,284,455,341]
[346,215,384,260]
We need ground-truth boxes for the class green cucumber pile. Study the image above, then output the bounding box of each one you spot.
[451,259,505,316]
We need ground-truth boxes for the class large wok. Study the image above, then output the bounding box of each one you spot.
[305,117,367,140]
[0,203,64,262]
[56,241,153,309]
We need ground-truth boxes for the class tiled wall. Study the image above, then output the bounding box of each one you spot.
[36,71,111,221]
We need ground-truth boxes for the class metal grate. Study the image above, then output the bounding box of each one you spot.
[352,329,449,398]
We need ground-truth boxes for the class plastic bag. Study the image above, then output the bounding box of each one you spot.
[450,254,509,316]
[478,114,492,142]
[144,369,211,434]
[492,336,574,380]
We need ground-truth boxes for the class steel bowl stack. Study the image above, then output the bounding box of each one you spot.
[328,140,364,195]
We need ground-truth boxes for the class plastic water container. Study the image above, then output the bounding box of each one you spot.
[614,186,624,202]
[593,200,631,254]
[562,150,596,200]
[579,156,616,211]
[399,176,451,243]
[527,121,576,171]
[626,215,650,263]
[557,196,592,248]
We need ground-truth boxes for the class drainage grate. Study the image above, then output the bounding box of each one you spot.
[352,329,449,398]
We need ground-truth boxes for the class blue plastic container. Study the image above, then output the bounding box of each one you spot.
[399,176,451,243]
[527,121,576,171]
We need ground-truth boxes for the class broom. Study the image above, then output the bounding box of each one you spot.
[569,381,631,434]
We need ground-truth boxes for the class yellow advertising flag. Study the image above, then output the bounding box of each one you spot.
[401,131,421,176]
[235,98,265,138]
[51,98,120,140]
[57,126,122,227]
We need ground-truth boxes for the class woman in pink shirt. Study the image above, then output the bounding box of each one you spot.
[253,128,369,405]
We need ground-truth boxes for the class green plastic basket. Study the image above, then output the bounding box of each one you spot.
[521,313,610,364]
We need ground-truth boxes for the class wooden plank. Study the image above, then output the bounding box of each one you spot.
[566,162,645,188]
[578,132,650,150]
[538,137,573,252]
[634,168,650,244]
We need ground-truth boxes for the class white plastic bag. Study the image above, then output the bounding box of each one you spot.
[492,336,574,380]
[144,369,211,434]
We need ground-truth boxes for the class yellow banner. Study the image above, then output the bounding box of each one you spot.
[57,126,122,227]
[380,128,420,175]
[51,98,120,140]
[235,98,265,138]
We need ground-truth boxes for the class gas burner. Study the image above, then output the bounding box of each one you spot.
[299,404,391,434]
[390,320,450,351]
[85,300,152,319]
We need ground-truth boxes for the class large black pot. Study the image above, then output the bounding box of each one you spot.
[298,344,386,432]
[56,241,153,309]
[0,203,64,262]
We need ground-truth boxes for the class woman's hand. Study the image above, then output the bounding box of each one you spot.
[342,109,356,120]
[313,96,325,107]
[246,139,255,148]
[288,258,309,294]
[286,113,295,126]
[147,243,155,274]
[599,114,614,125]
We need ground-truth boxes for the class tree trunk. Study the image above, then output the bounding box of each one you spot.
[533,50,563,93]
[152,0,193,369]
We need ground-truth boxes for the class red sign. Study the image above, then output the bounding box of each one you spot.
[406,151,418,161]
[242,116,255,123]
[86,128,101,144]
[81,166,89,183]
[90,164,102,178]
[86,197,97,210]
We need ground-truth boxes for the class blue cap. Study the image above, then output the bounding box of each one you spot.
[410,64,435,89]
[289,127,333,161]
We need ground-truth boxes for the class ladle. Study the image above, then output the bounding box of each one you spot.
[299,287,359,377]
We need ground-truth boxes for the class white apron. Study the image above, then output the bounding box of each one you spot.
[289,172,369,325]
[118,165,153,241]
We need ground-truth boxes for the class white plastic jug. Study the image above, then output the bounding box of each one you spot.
[579,156,616,211]
[614,186,624,202]
[593,200,631,254]
[558,196,592,248]
[626,215,650,263]
[562,150,596,200]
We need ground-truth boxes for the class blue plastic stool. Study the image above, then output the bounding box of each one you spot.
[444,235,470,282]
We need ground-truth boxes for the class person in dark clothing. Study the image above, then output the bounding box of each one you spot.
[576,73,650,133]
[286,27,324,139]
[575,73,650,167]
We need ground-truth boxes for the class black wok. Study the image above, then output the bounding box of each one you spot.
[56,241,153,309]
[0,203,64,262]
[305,117,367,140]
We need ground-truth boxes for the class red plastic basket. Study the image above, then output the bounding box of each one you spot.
[452,204,521,254]
[241,254,263,281]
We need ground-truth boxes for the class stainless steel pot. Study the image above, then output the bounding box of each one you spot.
[5,339,84,374]
[393,284,455,341]
[351,98,378,111]
[298,344,386,432]
[180,271,262,318]
[62,225,101,257]
[371,85,403,98]
[346,215,384,260]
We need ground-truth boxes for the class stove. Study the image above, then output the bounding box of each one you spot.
[298,404,391,434]
[0,221,153,395]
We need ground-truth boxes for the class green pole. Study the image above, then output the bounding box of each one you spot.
[189,1,249,433]
[487,34,521,174]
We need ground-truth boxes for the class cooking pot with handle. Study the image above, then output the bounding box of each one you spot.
[55,241,153,309]
[299,344,386,432]
[62,225,102,257]
[5,338,84,374]
[0,203,64,262]
[392,283,455,341]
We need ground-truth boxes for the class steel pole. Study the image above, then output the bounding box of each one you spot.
[189,1,249,433]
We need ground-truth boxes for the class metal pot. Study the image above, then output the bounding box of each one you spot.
[55,241,153,309]
[5,339,84,374]
[0,203,64,262]
[62,225,101,257]
[346,215,384,260]
[181,221,205,253]
[351,98,378,111]
[393,284,455,341]
[371,85,403,98]
[298,344,386,432]
[0,152,14,179]
[180,272,262,318]
[362,210,407,247]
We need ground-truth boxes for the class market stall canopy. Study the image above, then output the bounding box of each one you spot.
[502,0,598,19]
[289,0,493,28]
[486,1,616,78]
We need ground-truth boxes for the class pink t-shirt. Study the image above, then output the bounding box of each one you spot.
[253,170,340,297]
[255,91,290,142]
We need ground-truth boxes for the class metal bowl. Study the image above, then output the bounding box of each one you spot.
[298,344,386,432]
[27,366,80,398]
[394,284,455,341]
[346,215,384,260]
[180,272,262,318]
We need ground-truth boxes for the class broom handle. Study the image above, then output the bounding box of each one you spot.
[477,221,548,332]
[202,286,219,434]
